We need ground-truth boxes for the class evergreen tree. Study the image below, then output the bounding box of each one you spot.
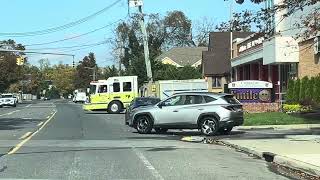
[293,79,300,103]
[300,76,308,102]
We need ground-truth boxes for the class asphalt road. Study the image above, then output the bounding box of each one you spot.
[0,100,294,180]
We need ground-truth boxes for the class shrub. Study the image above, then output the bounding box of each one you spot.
[300,76,308,102]
[293,79,300,103]
[283,104,312,113]
[314,75,320,104]
[305,77,314,101]
[283,104,302,113]
[286,79,295,103]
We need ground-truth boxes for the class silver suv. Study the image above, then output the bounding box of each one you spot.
[126,92,243,136]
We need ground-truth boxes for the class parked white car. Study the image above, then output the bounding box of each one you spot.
[0,93,17,107]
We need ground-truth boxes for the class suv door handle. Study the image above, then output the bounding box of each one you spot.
[173,110,178,112]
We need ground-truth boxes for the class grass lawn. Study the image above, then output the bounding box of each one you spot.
[243,112,320,126]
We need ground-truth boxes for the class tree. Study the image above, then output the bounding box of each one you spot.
[0,39,25,92]
[50,64,75,96]
[286,79,295,103]
[293,78,300,103]
[300,76,309,102]
[193,17,215,46]
[305,76,315,102]
[163,11,194,48]
[233,0,319,39]
[314,75,320,104]
[104,65,119,79]
[215,10,258,32]
[177,65,202,80]
[74,53,97,89]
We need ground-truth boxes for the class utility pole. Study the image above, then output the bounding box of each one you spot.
[84,67,96,81]
[118,40,123,76]
[129,0,153,82]
[230,0,234,82]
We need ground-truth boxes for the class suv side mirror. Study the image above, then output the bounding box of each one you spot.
[158,102,163,108]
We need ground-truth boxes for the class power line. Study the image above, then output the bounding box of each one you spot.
[26,40,111,51]
[59,42,109,53]
[0,0,122,37]
[24,17,126,47]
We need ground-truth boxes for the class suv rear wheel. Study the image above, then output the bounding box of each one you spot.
[136,116,153,134]
[199,117,218,136]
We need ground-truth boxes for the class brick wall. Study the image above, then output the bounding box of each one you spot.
[298,39,320,78]
[242,103,280,113]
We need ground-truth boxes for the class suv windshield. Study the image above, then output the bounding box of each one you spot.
[133,98,160,108]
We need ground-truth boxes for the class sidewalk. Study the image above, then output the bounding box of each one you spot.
[235,124,320,131]
[220,135,320,177]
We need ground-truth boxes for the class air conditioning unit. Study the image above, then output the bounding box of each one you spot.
[314,36,320,54]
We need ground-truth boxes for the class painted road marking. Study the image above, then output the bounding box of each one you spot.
[37,122,44,126]
[46,116,50,119]
[22,117,32,120]
[0,110,21,117]
[7,110,57,155]
[26,104,32,108]
[133,148,164,180]
[19,132,32,140]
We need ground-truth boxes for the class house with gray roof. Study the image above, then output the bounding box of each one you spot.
[156,47,207,68]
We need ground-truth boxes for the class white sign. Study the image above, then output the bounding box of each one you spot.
[129,0,143,7]
[239,37,264,53]
[228,80,273,89]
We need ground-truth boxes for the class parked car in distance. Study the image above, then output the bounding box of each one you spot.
[125,92,243,136]
[0,93,17,107]
[125,97,161,125]
[44,97,51,101]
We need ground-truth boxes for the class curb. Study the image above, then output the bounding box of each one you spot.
[181,136,205,143]
[219,140,320,177]
[236,124,320,131]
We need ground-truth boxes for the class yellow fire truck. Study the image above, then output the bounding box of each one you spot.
[83,76,138,113]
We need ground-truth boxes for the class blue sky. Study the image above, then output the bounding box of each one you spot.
[0,0,261,67]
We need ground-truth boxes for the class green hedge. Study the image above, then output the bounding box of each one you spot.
[286,74,320,106]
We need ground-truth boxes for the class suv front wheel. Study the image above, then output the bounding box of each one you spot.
[135,116,153,134]
[199,117,219,136]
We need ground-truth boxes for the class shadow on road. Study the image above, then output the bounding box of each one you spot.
[0,118,42,130]
[126,130,247,141]
[11,146,178,155]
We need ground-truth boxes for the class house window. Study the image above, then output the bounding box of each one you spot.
[212,77,222,88]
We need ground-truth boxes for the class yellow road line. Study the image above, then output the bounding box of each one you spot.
[19,132,32,140]
[37,122,44,126]
[8,110,57,155]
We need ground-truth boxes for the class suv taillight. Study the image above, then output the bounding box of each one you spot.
[223,105,243,112]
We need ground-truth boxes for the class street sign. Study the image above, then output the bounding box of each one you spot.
[129,0,143,7]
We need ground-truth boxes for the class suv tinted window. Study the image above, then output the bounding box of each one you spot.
[184,95,204,105]
[223,95,240,104]
[203,96,216,103]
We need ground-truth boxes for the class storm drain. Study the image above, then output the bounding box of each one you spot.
[263,152,276,162]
